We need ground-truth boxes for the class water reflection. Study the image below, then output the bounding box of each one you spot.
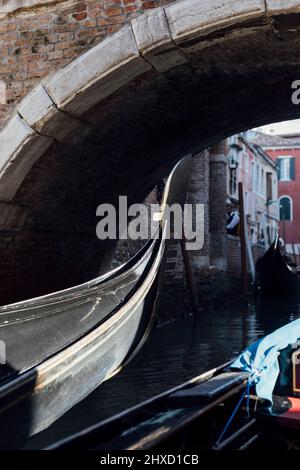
[24,297,300,449]
[255,293,300,333]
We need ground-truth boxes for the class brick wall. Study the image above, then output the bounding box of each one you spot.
[187,150,209,271]
[226,235,241,278]
[209,146,227,271]
[0,0,176,129]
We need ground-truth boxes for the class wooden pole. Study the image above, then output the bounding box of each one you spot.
[238,182,249,304]
[282,215,286,244]
[180,234,199,315]
[292,243,297,265]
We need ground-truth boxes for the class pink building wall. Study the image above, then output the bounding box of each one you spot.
[265,146,300,245]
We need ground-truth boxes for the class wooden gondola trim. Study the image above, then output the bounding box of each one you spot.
[292,349,300,393]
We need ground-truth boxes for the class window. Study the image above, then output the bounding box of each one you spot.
[280,159,290,180]
[279,196,293,221]
[277,156,295,181]
[229,168,237,196]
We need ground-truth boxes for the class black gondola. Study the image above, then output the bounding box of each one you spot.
[255,235,298,296]
[0,155,192,449]
[49,361,253,451]
[49,321,300,451]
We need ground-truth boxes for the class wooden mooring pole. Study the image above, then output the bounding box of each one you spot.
[180,235,199,315]
[238,182,249,304]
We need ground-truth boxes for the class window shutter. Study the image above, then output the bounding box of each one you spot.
[290,157,295,180]
[276,158,281,180]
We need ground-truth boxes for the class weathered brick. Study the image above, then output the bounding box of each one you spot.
[53,15,68,25]
[82,20,97,27]
[72,11,88,20]
[53,41,71,50]
[63,48,83,58]
[0,22,16,34]
[75,28,99,38]
[52,22,79,32]
[20,53,47,63]
[105,6,123,15]
[141,1,159,8]
[36,44,55,53]
[58,32,74,41]
[47,50,64,60]
[0,31,17,41]
[19,18,50,31]
[88,8,102,19]
[124,5,139,13]
[34,29,49,38]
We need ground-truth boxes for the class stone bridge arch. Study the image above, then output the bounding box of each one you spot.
[1,0,300,303]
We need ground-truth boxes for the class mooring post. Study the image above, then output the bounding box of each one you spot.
[180,234,199,315]
[238,182,249,305]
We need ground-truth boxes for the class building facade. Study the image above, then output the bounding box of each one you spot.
[250,131,300,256]
[226,133,279,245]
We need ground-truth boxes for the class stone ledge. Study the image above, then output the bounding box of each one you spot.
[131,7,187,72]
[164,0,266,43]
[0,114,33,172]
[0,115,52,200]
[43,25,152,115]
[132,8,171,53]
[17,84,91,142]
[266,0,300,15]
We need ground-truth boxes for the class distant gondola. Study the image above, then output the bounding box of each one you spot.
[255,235,298,297]
[0,156,192,449]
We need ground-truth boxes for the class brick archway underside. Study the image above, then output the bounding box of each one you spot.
[1,0,300,304]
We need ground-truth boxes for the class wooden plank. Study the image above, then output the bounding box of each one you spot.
[168,372,249,406]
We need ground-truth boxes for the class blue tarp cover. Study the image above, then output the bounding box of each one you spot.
[231,318,300,404]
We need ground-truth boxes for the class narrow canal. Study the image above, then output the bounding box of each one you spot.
[24,296,300,449]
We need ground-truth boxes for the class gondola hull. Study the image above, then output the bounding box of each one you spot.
[0,244,162,448]
[255,239,298,297]
[0,155,192,448]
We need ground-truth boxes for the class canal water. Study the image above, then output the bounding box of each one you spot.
[24,295,300,449]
